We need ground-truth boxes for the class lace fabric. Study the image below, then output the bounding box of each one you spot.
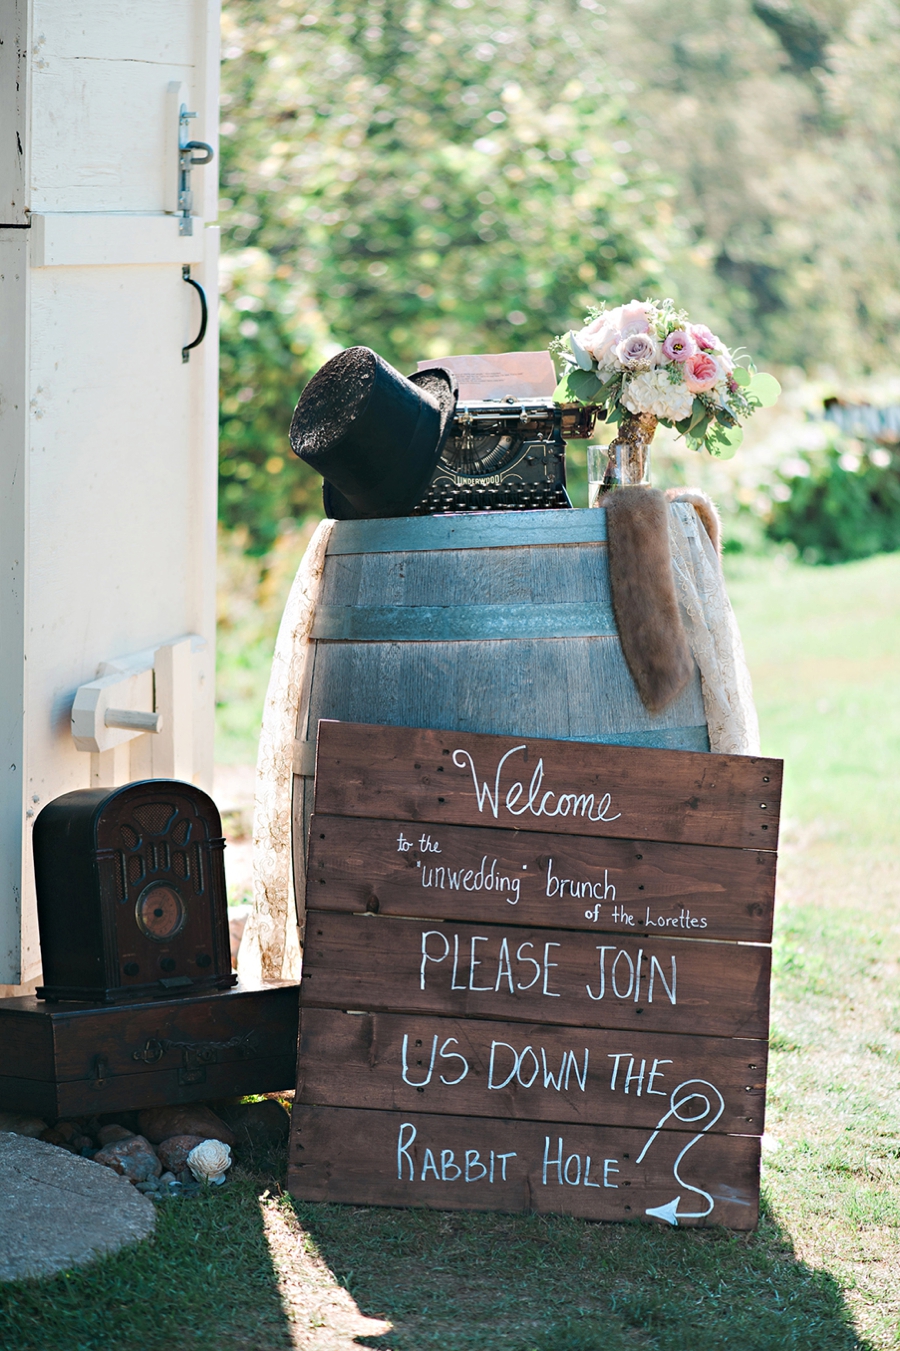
[237,518,334,984]
[667,502,760,755]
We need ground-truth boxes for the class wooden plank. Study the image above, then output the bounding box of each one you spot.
[326,508,608,554]
[288,1105,760,1230]
[0,0,27,224]
[0,1007,55,1082]
[297,1009,768,1135]
[47,984,300,1082]
[0,1055,298,1120]
[311,601,619,642]
[300,913,771,1039]
[305,640,707,751]
[307,815,775,942]
[313,722,782,850]
[0,982,299,1082]
[341,542,612,607]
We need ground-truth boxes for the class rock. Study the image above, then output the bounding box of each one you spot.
[97,1110,141,1136]
[0,1132,155,1281]
[186,1139,231,1184]
[41,1123,94,1155]
[137,1105,236,1147]
[211,1099,290,1150]
[93,1135,161,1184]
[134,1178,160,1194]
[157,1135,205,1174]
[159,1172,176,1185]
[97,1123,135,1147]
[0,1111,47,1140]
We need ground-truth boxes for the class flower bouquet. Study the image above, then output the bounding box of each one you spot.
[551,298,780,462]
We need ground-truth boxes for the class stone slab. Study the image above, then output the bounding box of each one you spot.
[0,1132,155,1281]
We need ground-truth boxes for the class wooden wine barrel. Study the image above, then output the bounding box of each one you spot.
[291,508,708,856]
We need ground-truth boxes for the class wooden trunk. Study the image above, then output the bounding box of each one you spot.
[292,509,709,898]
[0,980,299,1120]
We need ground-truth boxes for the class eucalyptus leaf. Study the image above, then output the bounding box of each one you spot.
[745,372,781,408]
[688,397,707,432]
[706,422,744,459]
[570,368,606,402]
[714,407,737,427]
[732,367,752,387]
[553,368,605,405]
[568,330,594,372]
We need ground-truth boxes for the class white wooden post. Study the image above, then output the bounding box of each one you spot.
[0,0,221,991]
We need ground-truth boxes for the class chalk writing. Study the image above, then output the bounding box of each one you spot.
[488,1042,589,1092]
[547,860,616,903]
[420,855,521,905]
[452,744,621,824]
[607,1054,672,1096]
[397,1121,516,1183]
[636,1079,725,1224]
[542,1136,619,1188]
[586,947,676,1004]
[419,930,561,996]
[401,1034,469,1087]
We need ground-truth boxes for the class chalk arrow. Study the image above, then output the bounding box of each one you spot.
[645,1196,681,1226]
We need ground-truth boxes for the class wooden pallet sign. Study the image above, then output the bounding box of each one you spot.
[289,721,782,1230]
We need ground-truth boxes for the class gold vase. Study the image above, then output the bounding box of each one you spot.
[600,410,657,493]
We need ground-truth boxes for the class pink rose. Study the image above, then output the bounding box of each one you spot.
[617,300,652,336]
[690,323,718,351]
[683,353,719,393]
[578,315,622,363]
[615,332,658,370]
[662,329,697,363]
[582,311,614,337]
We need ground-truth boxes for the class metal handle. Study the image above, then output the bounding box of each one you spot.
[182,265,208,363]
[182,139,214,167]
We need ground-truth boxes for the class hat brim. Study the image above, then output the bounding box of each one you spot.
[323,366,459,521]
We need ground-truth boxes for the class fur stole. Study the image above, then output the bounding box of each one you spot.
[665,486,722,555]
[603,487,694,715]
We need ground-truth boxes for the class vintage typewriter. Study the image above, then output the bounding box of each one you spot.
[413,399,601,514]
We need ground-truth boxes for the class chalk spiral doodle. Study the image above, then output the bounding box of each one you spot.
[636,1078,725,1225]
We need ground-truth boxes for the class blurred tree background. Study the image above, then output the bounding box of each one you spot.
[218,0,900,555]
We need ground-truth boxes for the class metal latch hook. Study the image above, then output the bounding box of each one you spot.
[177,103,214,237]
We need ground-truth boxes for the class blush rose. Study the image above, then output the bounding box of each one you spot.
[615,332,658,369]
[683,353,719,393]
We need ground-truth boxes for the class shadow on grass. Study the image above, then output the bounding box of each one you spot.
[293,1193,870,1351]
[0,1166,293,1351]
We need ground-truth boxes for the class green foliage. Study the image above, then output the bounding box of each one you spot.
[767,443,900,563]
[218,0,900,549]
[598,0,900,371]
[219,251,333,550]
[218,0,678,547]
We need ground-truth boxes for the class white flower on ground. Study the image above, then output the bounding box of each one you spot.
[621,369,695,421]
[187,1138,232,1184]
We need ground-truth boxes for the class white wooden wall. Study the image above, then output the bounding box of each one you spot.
[0,0,221,988]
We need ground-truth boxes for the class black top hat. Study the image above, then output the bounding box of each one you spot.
[288,347,458,520]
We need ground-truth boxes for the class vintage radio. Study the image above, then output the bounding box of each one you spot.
[33,780,237,1004]
[413,398,600,514]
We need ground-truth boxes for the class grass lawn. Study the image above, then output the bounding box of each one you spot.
[1,550,898,1350]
